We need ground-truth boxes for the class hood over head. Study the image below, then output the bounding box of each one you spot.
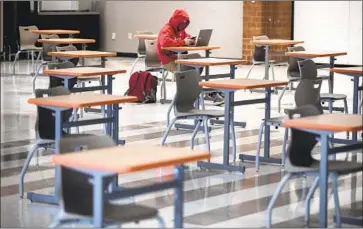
[169,9,190,31]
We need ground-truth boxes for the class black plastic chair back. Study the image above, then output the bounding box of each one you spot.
[286,105,322,167]
[59,135,116,216]
[287,46,305,78]
[174,70,202,114]
[34,87,72,140]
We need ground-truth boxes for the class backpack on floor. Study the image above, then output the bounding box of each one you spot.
[125,71,158,103]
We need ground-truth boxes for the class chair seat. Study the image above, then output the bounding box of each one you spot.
[317,75,330,80]
[104,203,158,223]
[264,116,284,125]
[285,159,363,174]
[20,45,42,51]
[176,109,224,118]
[320,93,347,100]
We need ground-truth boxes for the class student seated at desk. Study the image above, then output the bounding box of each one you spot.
[156,9,203,73]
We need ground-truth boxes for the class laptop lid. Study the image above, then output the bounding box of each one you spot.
[195,29,213,46]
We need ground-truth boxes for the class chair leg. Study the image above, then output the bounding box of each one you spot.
[256,121,265,172]
[245,64,256,79]
[161,117,178,145]
[277,84,288,113]
[230,117,237,162]
[19,145,40,198]
[203,117,211,152]
[129,57,141,76]
[343,98,349,139]
[156,215,166,228]
[48,220,62,228]
[12,51,21,75]
[281,128,289,168]
[304,176,319,226]
[266,173,292,228]
[191,120,202,150]
[199,92,206,110]
[331,173,341,228]
[166,96,176,127]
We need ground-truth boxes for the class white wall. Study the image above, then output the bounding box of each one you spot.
[100,1,243,58]
[294,1,362,65]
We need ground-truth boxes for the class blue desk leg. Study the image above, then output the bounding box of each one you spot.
[319,133,329,228]
[264,87,271,159]
[352,76,359,141]
[197,90,245,173]
[239,87,281,164]
[93,175,105,228]
[174,165,184,228]
[27,109,63,205]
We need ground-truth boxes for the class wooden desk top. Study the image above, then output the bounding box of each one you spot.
[31,29,80,35]
[28,93,137,108]
[285,51,347,58]
[38,38,96,44]
[331,67,363,75]
[48,50,117,58]
[44,67,126,77]
[282,113,363,133]
[52,145,210,174]
[175,58,243,66]
[162,46,220,52]
[134,34,158,40]
[200,78,288,90]
[252,39,304,46]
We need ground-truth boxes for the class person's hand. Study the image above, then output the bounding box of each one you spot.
[184,37,193,46]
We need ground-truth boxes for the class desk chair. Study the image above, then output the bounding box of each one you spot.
[144,39,169,103]
[129,31,154,76]
[277,46,306,113]
[298,60,349,138]
[12,25,43,75]
[255,71,323,171]
[49,135,165,228]
[265,104,363,228]
[19,87,76,198]
[245,35,276,81]
[161,70,237,160]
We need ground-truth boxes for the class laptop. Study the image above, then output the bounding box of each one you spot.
[189,29,213,47]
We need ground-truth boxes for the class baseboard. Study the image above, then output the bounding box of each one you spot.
[116,52,137,58]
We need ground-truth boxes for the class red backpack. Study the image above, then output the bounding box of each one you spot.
[125,71,158,103]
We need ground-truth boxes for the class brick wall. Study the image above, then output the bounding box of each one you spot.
[242,1,292,63]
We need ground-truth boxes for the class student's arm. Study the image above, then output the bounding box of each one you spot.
[159,28,185,47]
[180,30,190,39]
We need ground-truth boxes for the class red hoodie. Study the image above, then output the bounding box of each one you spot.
[157,9,191,65]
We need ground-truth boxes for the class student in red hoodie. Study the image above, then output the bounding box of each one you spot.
[156,9,202,73]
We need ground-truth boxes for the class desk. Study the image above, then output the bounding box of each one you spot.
[38,38,96,45]
[199,78,288,173]
[285,51,347,94]
[48,50,117,67]
[31,29,80,36]
[38,38,96,62]
[27,93,137,205]
[134,34,158,40]
[331,67,363,141]
[282,113,362,227]
[173,58,244,131]
[52,145,210,228]
[252,39,304,81]
[44,67,126,94]
[162,46,220,76]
